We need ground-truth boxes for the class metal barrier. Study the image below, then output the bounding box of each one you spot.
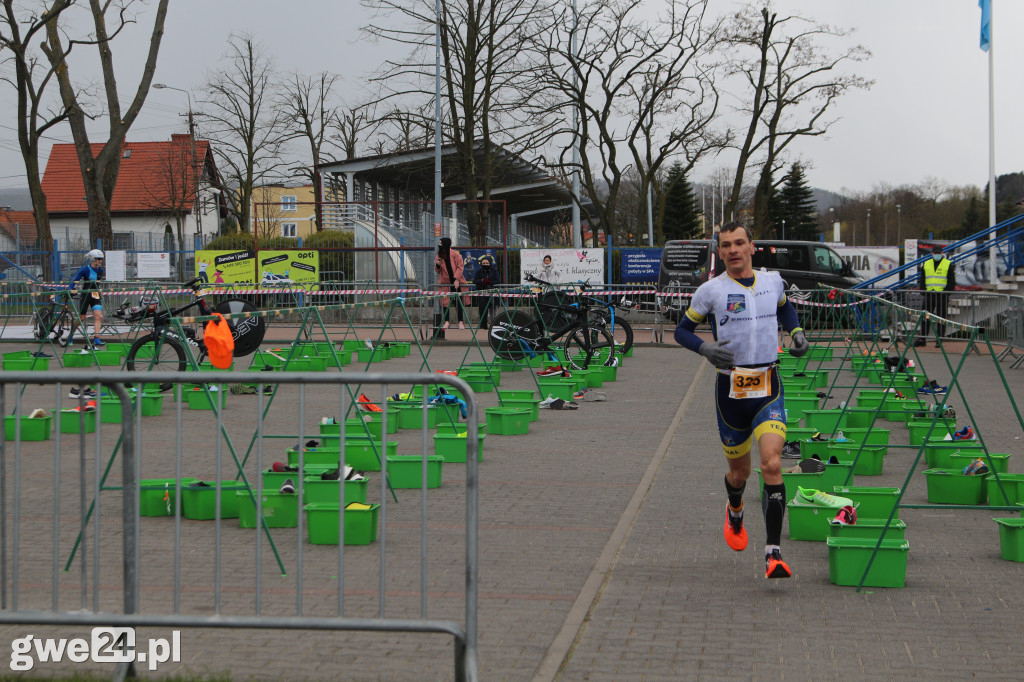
[0,370,479,681]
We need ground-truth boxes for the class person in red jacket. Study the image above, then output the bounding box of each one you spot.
[435,237,468,329]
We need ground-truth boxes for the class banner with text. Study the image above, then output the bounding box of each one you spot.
[620,248,661,285]
[834,246,900,287]
[520,248,605,285]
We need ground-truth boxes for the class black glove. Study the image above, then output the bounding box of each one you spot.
[699,338,734,369]
[790,330,809,358]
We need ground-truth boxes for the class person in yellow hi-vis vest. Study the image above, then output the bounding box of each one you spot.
[916,244,956,347]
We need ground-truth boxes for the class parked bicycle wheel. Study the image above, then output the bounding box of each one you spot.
[213,298,266,357]
[488,310,541,360]
[591,310,633,355]
[31,308,53,340]
[562,323,616,370]
[126,332,187,372]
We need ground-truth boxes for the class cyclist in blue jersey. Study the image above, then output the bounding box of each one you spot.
[674,223,808,579]
[70,249,106,346]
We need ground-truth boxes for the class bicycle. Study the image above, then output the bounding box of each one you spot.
[115,278,267,372]
[31,291,80,346]
[487,274,617,369]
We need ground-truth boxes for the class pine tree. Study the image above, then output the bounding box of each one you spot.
[776,164,818,240]
[661,162,702,241]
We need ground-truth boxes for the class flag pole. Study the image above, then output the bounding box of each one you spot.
[986,0,997,285]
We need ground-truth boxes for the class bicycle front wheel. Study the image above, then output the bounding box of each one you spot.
[563,323,616,370]
[591,310,633,356]
[126,332,187,372]
[488,310,540,360]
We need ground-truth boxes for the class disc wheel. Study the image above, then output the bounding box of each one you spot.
[562,323,616,370]
[213,298,267,357]
[488,310,541,360]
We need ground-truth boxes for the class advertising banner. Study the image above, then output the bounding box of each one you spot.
[196,250,320,287]
[136,252,171,279]
[520,248,604,285]
[196,250,256,284]
[257,250,320,286]
[620,248,661,285]
[461,248,500,284]
[833,246,900,287]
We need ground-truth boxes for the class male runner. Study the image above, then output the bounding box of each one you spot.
[674,223,808,578]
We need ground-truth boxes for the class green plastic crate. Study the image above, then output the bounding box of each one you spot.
[832,485,901,519]
[63,350,98,367]
[828,518,906,541]
[286,448,341,468]
[985,474,1024,506]
[537,377,578,401]
[499,398,539,422]
[756,462,854,500]
[923,469,989,505]
[994,517,1024,562]
[785,395,820,420]
[392,403,438,429]
[948,452,1010,475]
[98,398,125,424]
[4,414,52,441]
[236,491,299,528]
[304,503,380,544]
[261,467,332,493]
[433,432,485,463]
[907,418,956,445]
[55,408,96,434]
[181,481,247,520]
[2,352,51,371]
[344,439,398,471]
[786,499,836,541]
[803,409,849,433]
[826,536,910,587]
[139,478,199,516]
[461,374,497,393]
[827,445,886,476]
[301,475,369,504]
[185,386,227,410]
[363,411,399,435]
[435,422,485,435]
[386,455,443,489]
[484,406,530,435]
[924,442,985,468]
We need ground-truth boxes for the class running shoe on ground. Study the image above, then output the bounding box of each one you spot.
[962,458,989,475]
[230,384,257,395]
[552,399,579,410]
[573,389,607,402]
[538,395,560,409]
[537,365,567,377]
[92,337,105,346]
[797,486,853,508]
[724,504,748,551]
[797,458,825,473]
[279,478,295,494]
[781,442,802,458]
[830,505,857,526]
[765,548,792,579]
[68,387,97,400]
[356,393,383,412]
[952,425,975,441]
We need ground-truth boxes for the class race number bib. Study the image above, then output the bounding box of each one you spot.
[729,367,772,400]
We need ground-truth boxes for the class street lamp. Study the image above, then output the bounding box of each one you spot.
[866,208,871,246]
[829,207,834,242]
[153,83,201,236]
[781,218,786,240]
[896,204,902,246]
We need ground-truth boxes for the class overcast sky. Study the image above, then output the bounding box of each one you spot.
[1,0,1020,199]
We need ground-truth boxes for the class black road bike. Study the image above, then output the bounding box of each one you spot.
[31,292,80,346]
[488,274,617,369]
[115,278,267,371]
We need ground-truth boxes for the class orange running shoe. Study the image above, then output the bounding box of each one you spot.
[724,504,748,551]
[765,548,792,579]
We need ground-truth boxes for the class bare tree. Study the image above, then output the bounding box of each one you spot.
[363,0,558,245]
[40,0,169,247]
[722,3,871,235]
[140,137,200,274]
[0,0,76,277]
[529,0,726,247]
[335,103,373,159]
[202,34,290,233]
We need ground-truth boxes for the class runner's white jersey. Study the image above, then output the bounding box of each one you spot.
[685,270,786,367]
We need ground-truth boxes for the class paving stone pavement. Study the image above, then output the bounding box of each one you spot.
[0,335,1022,681]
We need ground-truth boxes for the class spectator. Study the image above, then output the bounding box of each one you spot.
[435,237,468,330]
[916,244,956,347]
[473,253,501,329]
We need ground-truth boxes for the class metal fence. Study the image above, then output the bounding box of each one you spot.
[0,369,479,681]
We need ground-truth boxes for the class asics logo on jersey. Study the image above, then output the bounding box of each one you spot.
[719,315,729,326]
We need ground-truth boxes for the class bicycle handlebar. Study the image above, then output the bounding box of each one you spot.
[525,273,589,291]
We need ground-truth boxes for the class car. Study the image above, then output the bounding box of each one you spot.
[0,265,44,281]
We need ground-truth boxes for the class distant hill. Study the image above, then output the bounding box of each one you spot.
[812,187,847,214]
[0,188,32,211]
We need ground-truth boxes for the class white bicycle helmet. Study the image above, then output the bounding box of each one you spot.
[86,249,104,260]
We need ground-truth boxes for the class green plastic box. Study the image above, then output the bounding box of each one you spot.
[236,490,299,528]
[2,352,51,371]
[948,452,1011,475]
[499,398,539,422]
[923,469,989,505]
[828,518,906,541]
[304,503,380,544]
[461,374,497,393]
[924,442,985,468]
[985,473,1024,505]
[185,387,227,410]
[386,455,443,489]
[832,485,901,519]
[55,408,96,434]
[826,537,910,588]
[484,407,530,435]
[433,432,485,463]
[827,445,886,476]
[994,518,1024,562]
[344,439,398,471]
[785,395,820,420]
[803,409,849,434]
[63,350,97,367]
[301,475,369,505]
[394,403,439,429]
[181,481,247,520]
[756,462,854,500]
[4,414,52,441]
[261,467,332,493]
[286,448,341,468]
[907,418,955,445]
[139,478,199,516]
[786,499,836,541]
[537,377,579,401]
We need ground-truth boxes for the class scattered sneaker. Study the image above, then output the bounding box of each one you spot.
[230,384,257,395]
[573,389,607,402]
[833,430,848,443]
[28,408,47,419]
[357,393,383,412]
[320,416,338,425]
[538,395,560,409]
[458,321,466,330]
[279,478,295,494]
[92,337,106,346]
[962,458,989,476]
[810,432,829,442]
[537,365,566,377]
[552,399,578,410]
[797,486,853,508]
[952,425,975,441]
[68,387,97,400]
[781,441,802,458]
[83,400,96,412]
[815,392,833,399]
[797,458,825,473]
[830,505,858,526]
[765,548,792,579]
[724,504,748,551]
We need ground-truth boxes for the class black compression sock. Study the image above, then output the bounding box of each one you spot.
[724,475,746,510]
[761,482,786,546]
